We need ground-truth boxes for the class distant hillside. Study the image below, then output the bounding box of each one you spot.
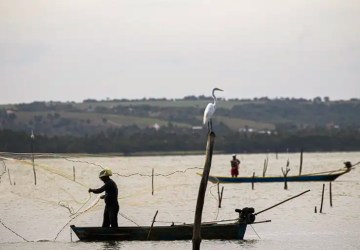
[1,97,359,137]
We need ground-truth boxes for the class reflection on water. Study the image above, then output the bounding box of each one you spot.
[100,241,122,250]
[0,152,359,249]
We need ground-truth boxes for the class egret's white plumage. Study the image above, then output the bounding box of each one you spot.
[203,87,223,132]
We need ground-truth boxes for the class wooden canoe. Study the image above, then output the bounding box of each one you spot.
[204,167,351,184]
[70,207,256,241]
[71,222,247,241]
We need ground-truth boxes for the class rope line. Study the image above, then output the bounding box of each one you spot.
[0,152,214,242]
[209,184,221,220]
[54,194,99,241]
[58,201,75,216]
[0,218,29,242]
[250,224,261,239]
[113,166,203,178]
[119,212,141,227]
[61,157,104,169]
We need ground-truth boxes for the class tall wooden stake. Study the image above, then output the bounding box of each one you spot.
[320,184,325,213]
[147,210,159,240]
[252,172,255,190]
[220,186,224,208]
[263,155,268,177]
[73,166,76,182]
[329,182,333,207]
[8,169,12,185]
[282,167,290,190]
[299,148,303,176]
[217,184,224,208]
[30,131,37,185]
[152,168,154,195]
[193,132,215,250]
[217,183,220,207]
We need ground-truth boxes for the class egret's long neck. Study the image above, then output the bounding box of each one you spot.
[212,90,217,105]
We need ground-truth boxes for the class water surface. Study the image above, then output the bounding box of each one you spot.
[0,152,359,249]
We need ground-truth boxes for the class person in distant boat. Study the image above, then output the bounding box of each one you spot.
[88,168,119,227]
[230,154,240,178]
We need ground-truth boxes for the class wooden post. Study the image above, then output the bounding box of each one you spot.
[220,186,224,208]
[147,210,159,240]
[152,168,154,195]
[282,167,290,190]
[329,182,333,207]
[8,169,12,185]
[73,166,76,182]
[314,206,317,213]
[299,148,303,176]
[252,172,255,190]
[217,183,220,207]
[320,184,325,213]
[32,153,36,185]
[263,156,268,177]
[30,131,37,185]
[218,185,224,208]
[193,132,215,250]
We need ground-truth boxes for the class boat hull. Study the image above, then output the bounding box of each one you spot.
[207,169,350,183]
[71,222,247,241]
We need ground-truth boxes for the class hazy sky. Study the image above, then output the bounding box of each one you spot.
[1,0,359,104]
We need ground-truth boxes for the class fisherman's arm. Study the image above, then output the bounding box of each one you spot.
[88,185,106,194]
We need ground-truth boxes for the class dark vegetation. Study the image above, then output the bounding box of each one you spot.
[0,96,359,154]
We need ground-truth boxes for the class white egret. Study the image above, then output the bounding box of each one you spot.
[203,87,223,132]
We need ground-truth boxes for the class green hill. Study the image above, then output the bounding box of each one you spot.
[1,97,359,153]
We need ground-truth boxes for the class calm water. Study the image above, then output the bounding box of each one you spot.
[0,152,359,249]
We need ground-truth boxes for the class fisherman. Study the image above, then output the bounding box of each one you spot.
[230,154,240,178]
[88,168,119,227]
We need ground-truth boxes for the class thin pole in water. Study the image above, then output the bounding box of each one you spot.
[252,172,255,190]
[30,130,37,185]
[320,184,325,213]
[329,182,333,207]
[7,169,12,185]
[299,148,303,176]
[217,185,224,208]
[147,210,159,240]
[152,168,154,195]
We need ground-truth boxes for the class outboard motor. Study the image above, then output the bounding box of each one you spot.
[235,207,256,223]
[344,161,352,169]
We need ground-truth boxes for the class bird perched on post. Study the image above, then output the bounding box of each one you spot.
[203,87,223,133]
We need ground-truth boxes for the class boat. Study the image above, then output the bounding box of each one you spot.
[204,162,353,184]
[70,207,256,241]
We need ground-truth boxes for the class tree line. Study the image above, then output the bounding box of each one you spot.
[1,127,359,154]
[1,97,359,154]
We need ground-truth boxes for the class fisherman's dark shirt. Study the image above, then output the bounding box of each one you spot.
[91,179,119,205]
